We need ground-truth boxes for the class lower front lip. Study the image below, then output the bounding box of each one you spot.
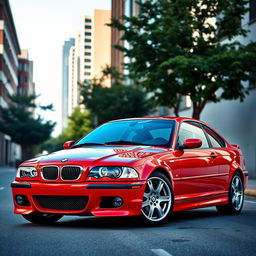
[11,181,146,217]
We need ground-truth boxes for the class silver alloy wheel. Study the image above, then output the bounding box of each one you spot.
[142,177,172,222]
[231,175,244,210]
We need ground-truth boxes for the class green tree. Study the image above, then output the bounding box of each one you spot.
[0,94,55,161]
[40,107,93,153]
[110,0,256,119]
[63,107,92,141]
[80,66,152,124]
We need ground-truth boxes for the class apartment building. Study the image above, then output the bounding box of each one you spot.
[0,0,21,165]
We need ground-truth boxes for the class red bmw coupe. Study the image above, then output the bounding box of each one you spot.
[11,117,248,225]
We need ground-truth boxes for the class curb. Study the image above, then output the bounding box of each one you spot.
[245,189,256,197]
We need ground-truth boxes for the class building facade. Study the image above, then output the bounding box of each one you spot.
[0,0,21,166]
[81,10,111,85]
[18,50,35,97]
[111,0,124,76]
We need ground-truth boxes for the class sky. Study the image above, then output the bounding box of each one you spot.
[10,0,111,136]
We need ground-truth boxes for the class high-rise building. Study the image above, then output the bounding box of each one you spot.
[81,10,111,86]
[67,34,82,117]
[83,15,93,82]
[62,38,75,130]
[92,9,111,87]
[0,0,21,166]
[62,9,111,129]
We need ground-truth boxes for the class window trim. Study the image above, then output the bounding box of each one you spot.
[175,120,211,150]
[200,124,227,149]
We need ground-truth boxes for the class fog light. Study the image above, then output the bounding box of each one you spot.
[112,197,123,208]
[16,195,23,205]
[15,195,30,206]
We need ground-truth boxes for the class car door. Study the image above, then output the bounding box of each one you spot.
[200,124,231,194]
[177,121,220,199]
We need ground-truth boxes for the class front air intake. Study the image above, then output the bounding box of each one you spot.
[34,196,88,211]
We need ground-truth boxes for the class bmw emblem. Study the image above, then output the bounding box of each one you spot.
[61,158,68,163]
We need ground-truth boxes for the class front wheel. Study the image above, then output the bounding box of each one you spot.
[216,172,244,215]
[140,172,174,226]
[22,213,63,224]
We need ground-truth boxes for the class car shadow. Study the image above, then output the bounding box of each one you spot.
[16,207,224,230]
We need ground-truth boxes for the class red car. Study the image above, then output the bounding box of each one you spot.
[11,117,247,225]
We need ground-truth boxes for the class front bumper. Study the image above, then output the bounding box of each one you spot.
[11,181,146,217]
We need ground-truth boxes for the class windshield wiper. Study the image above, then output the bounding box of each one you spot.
[71,143,104,148]
[105,140,146,146]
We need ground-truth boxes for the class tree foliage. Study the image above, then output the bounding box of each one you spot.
[110,0,256,119]
[0,94,55,161]
[40,107,93,153]
[80,66,152,125]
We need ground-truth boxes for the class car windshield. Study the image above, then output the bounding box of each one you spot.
[74,119,175,147]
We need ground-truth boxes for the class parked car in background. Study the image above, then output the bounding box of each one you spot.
[11,117,248,225]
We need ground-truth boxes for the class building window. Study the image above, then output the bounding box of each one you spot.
[84,72,91,76]
[84,65,91,69]
[24,63,29,72]
[84,52,91,56]
[85,39,91,43]
[18,63,23,71]
[85,32,91,36]
[85,59,91,63]
[85,25,92,29]
[85,45,91,49]
[250,0,256,22]
[85,18,91,23]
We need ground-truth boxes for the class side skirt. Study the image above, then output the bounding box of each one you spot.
[173,191,228,212]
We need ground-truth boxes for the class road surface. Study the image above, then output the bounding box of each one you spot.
[0,169,255,256]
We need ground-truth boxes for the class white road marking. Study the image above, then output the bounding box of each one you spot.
[0,187,5,190]
[245,200,256,204]
[151,249,173,256]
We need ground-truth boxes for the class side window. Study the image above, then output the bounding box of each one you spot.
[177,122,209,149]
[201,125,226,148]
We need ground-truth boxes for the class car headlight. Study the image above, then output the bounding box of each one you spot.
[16,166,38,178]
[88,166,139,179]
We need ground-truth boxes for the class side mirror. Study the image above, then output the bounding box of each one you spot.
[182,138,202,149]
[63,140,75,149]
[231,144,240,149]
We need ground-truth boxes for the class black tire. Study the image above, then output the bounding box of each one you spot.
[22,213,63,224]
[140,171,174,226]
[216,172,244,215]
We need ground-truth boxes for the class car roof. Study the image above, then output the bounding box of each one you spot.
[108,116,199,123]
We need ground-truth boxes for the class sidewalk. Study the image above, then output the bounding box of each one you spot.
[0,166,16,173]
[245,178,256,196]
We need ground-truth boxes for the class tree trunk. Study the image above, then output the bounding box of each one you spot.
[21,144,33,162]
[173,94,181,117]
[192,99,208,120]
[192,107,201,120]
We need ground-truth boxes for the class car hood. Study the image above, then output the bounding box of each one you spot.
[24,146,168,166]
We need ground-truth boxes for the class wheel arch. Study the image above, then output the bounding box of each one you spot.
[150,167,174,187]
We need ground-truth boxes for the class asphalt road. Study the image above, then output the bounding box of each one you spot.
[1,169,256,256]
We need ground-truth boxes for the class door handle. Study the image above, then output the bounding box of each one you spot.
[210,152,218,158]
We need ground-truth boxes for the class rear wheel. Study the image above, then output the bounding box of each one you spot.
[216,172,244,215]
[140,171,174,226]
[22,213,63,224]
